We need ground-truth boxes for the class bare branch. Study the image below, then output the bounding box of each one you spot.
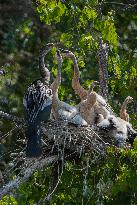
[0,156,58,199]
[102,1,137,11]
[0,111,24,124]
[97,38,109,100]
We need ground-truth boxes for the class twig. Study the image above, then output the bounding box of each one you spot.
[0,156,58,200]
[0,111,24,124]
[97,38,109,100]
[103,2,137,11]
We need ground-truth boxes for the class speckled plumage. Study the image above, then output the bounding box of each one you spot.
[23,44,54,158]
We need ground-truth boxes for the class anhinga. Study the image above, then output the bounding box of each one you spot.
[62,50,113,125]
[23,43,54,158]
[97,114,137,147]
[120,96,133,122]
[51,50,88,126]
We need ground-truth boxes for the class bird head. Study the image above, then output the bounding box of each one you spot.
[126,96,133,104]
[61,49,75,60]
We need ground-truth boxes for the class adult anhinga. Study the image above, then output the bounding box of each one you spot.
[23,43,54,158]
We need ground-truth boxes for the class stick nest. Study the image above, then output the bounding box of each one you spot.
[42,120,114,156]
[0,119,115,199]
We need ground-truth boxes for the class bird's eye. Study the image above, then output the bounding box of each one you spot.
[45,89,52,96]
[117,131,123,134]
[38,81,43,87]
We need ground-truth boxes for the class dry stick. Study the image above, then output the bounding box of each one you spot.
[103,1,137,10]
[0,111,24,124]
[0,125,20,141]
[0,156,58,200]
[3,147,26,178]
[97,38,109,100]
[42,137,66,204]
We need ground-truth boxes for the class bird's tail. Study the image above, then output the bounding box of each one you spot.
[26,123,42,158]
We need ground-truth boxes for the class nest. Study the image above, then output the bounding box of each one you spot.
[0,119,115,200]
[42,120,114,157]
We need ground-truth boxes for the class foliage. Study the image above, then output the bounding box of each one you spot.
[0,0,137,204]
[0,143,137,204]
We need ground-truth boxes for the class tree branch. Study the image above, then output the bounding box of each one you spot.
[97,38,109,100]
[0,156,58,200]
[102,1,137,11]
[0,111,24,124]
